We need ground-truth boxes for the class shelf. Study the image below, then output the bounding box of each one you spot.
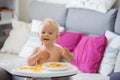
[0,20,11,25]
[0,0,18,26]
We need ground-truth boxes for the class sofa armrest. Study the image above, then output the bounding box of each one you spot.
[0,25,12,49]
[0,36,7,49]
[110,72,120,80]
[0,67,12,80]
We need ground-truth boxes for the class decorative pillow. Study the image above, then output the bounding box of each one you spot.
[56,31,85,52]
[66,0,116,13]
[31,19,42,33]
[30,19,65,32]
[99,31,120,76]
[71,34,107,73]
[114,51,120,72]
[19,34,42,58]
[0,19,31,55]
[105,30,119,44]
[19,19,65,58]
[19,19,42,58]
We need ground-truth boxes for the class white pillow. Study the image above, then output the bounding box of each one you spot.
[30,19,65,32]
[19,19,65,58]
[31,19,42,32]
[19,19,42,58]
[114,51,120,72]
[105,30,119,44]
[66,0,116,13]
[99,30,120,76]
[19,35,42,58]
[0,19,31,55]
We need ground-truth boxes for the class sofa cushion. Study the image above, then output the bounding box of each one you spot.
[99,47,119,76]
[72,71,109,80]
[29,1,67,26]
[114,8,120,35]
[71,34,107,73]
[0,53,27,73]
[19,19,42,58]
[56,31,85,52]
[110,72,120,80]
[114,51,120,72]
[99,31,120,76]
[0,19,31,55]
[66,8,117,35]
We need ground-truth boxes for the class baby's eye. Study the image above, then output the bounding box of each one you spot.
[49,32,53,35]
[42,32,45,34]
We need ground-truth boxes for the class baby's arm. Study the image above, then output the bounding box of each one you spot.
[62,48,74,62]
[27,47,49,66]
[27,47,42,66]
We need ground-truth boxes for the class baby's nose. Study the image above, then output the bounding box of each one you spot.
[44,33,49,36]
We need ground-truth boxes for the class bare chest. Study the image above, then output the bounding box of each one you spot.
[47,50,62,62]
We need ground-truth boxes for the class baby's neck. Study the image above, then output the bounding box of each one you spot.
[43,43,55,49]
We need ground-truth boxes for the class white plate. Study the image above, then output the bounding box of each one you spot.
[42,62,71,71]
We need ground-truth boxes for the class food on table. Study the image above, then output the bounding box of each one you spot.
[19,65,44,72]
[47,63,63,68]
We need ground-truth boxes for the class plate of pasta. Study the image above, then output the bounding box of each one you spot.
[42,62,71,71]
[17,65,44,72]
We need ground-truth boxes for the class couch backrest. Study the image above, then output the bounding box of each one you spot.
[114,8,120,35]
[29,1,120,35]
[66,8,117,35]
[29,1,67,26]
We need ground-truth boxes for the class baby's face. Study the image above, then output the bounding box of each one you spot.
[39,24,59,44]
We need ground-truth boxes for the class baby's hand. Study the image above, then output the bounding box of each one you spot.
[63,48,74,62]
[35,48,49,60]
[40,52,49,60]
[63,48,70,54]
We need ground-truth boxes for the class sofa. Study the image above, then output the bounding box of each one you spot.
[0,1,120,80]
[110,72,120,80]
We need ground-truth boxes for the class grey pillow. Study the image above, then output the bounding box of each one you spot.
[29,1,67,26]
[114,8,120,35]
[66,8,117,35]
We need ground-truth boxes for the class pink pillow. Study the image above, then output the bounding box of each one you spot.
[71,34,107,73]
[56,31,85,52]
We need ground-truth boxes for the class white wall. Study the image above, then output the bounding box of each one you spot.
[19,0,29,21]
[19,0,120,22]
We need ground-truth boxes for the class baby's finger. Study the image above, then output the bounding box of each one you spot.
[63,47,68,51]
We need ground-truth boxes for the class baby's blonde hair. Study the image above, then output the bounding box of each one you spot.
[42,18,59,33]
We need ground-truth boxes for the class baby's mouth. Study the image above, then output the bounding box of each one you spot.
[43,38,50,41]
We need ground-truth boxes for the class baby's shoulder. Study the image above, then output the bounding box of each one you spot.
[34,47,41,51]
[55,44,63,49]
[54,44,64,52]
[35,47,40,50]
